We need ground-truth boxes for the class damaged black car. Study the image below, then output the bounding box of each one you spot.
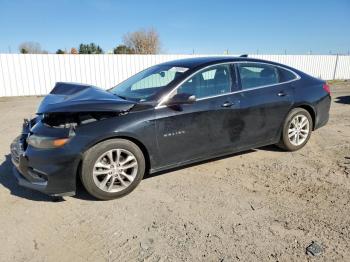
[11,57,331,200]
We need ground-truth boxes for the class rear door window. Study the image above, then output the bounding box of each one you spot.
[237,63,279,89]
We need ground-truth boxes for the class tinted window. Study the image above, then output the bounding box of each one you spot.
[278,67,297,82]
[237,63,279,89]
[177,64,232,99]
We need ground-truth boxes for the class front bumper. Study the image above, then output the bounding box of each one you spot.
[11,153,76,197]
[10,124,79,197]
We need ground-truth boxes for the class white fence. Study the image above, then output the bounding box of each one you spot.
[0,54,349,97]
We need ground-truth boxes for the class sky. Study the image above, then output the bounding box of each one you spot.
[0,0,349,55]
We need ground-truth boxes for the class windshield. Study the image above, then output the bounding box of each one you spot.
[109,65,189,102]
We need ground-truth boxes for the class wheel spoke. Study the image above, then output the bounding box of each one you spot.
[99,174,112,190]
[93,169,110,176]
[120,161,137,170]
[115,149,121,165]
[292,133,297,144]
[300,118,307,126]
[289,131,296,138]
[107,150,114,163]
[301,122,308,128]
[107,176,116,191]
[120,155,135,165]
[117,175,128,187]
[120,172,134,182]
[95,162,110,169]
[299,132,307,138]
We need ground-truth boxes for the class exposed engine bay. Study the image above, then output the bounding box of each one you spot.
[41,112,123,128]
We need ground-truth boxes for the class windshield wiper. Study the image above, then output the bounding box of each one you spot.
[113,93,142,103]
[114,94,128,100]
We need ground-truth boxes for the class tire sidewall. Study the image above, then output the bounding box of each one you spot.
[81,139,145,200]
[282,108,313,151]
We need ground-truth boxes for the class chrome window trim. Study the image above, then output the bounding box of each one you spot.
[155,61,301,109]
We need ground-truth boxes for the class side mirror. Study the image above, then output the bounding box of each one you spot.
[165,93,196,106]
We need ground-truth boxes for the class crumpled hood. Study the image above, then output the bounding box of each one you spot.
[37,82,135,114]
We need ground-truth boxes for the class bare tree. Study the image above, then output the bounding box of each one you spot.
[123,28,160,54]
[18,41,47,54]
[70,47,78,54]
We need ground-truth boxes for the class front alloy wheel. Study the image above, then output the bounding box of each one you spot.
[81,139,145,200]
[93,149,138,193]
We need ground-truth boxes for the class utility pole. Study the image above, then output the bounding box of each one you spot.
[333,53,339,80]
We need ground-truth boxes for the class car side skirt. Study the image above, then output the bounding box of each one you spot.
[149,138,278,174]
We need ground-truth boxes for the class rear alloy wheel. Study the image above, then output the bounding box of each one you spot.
[277,108,313,151]
[288,114,310,146]
[81,139,145,200]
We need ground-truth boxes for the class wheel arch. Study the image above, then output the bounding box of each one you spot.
[293,104,316,130]
[77,135,152,181]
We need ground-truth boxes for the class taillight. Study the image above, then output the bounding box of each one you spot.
[323,83,331,95]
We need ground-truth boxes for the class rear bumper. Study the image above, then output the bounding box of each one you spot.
[314,95,331,130]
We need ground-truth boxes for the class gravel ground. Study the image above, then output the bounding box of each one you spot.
[0,82,349,262]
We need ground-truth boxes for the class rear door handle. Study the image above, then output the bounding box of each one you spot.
[277,91,287,97]
[221,101,234,108]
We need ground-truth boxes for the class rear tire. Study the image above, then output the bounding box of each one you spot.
[276,108,313,151]
[81,139,145,200]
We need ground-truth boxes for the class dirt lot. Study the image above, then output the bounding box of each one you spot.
[0,82,349,262]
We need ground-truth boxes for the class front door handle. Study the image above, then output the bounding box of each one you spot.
[277,91,287,97]
[221,101,234,108]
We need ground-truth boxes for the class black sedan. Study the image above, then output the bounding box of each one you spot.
[11,57,331,200]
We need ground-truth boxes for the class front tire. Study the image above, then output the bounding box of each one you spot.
[81,139,145,200]
[277,108,313,151]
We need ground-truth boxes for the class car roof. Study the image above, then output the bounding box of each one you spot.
[160,56,233,68]
[159,56,301,72]
[159,56,270,68]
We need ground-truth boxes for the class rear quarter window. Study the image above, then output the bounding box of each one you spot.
[278,67,298,82]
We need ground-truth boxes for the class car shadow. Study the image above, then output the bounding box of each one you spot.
[334,95,350,104]
[258,144,285,152]
[0,154,53,202]
[0,145,282,202]
[0,153,97,202]
[74,178,98,201]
